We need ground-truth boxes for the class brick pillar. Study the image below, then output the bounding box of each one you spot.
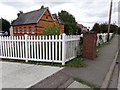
[82,33,97,59]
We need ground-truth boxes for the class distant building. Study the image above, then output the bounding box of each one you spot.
[11,6,64,36]
[77,24,88,33]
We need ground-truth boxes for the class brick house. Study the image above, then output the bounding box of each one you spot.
[11,6,64,36]
[77,24,88,33]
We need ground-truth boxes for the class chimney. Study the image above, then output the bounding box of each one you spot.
[41,5,44,9]
[17,11,23,17]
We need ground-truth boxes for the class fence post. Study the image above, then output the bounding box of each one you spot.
[62,33,66,65]
[25,34,28,62]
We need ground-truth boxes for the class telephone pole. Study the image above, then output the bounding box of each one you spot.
[107,0,113,42]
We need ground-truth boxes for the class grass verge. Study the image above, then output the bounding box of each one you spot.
[2,56,85,68]
[1,59,64,67]
[73,77,101,89]
[65,57,86,67]
[97,42,110,49]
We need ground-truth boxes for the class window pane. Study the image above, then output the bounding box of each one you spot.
[32,27,35,34]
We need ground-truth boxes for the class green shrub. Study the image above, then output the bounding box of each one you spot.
[43,23,60,36]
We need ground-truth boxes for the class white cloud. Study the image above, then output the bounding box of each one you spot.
[0,3,18,22]
[0,0,119,29]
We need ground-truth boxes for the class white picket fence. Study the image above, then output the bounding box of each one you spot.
[0,33,114,65]
[0,34,81,65]
[97,33,113,46]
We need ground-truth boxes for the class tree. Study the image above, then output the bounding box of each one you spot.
[43,23,60,36]
[76,26,82,35]
[100,24,107,33]
[58,10,80,35]
[0,18,10,35]
[91,23,101,33]
[92,23,118,33]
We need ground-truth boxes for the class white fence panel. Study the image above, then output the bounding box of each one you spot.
[0,34,81,65]
[97,33,113,46]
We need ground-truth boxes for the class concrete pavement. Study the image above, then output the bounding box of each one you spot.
[0,62,63,88]
[108,35,119,89]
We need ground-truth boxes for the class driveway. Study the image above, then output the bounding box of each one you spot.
[0,61,63,88]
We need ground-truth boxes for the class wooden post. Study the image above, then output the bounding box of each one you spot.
[107,0,113,42]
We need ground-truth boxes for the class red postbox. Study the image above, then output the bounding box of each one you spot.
[82,33,97,59]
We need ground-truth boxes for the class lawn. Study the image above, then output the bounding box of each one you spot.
[2,56,86,68]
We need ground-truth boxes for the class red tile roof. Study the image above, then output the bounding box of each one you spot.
[77,24,85,28]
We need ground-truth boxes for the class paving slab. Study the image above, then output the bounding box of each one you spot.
[0,62,63,88]
[67,81,90,88]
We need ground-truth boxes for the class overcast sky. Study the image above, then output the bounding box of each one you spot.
[0,0,119,29]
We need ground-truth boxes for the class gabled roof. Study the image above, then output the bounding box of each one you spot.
[52,14,57,19]
[52,13,64,24]
[11,8,47,26]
